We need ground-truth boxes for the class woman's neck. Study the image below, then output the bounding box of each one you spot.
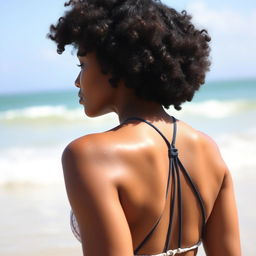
[110,81,172,124]
[115,95,169,124]
[119,104,170,124]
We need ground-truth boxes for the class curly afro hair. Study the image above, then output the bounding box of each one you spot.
[48,0,211,110]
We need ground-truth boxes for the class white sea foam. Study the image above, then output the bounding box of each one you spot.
[0,146,64,186]
[0,99,255,124]
[215,128,256,180]
[0,105,83,122]
[171,99,256,119]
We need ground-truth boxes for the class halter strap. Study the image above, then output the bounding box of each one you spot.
[121,116,205,254]
[123,116,177,148]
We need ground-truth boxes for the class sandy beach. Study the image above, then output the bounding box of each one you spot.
[0,184,82,256]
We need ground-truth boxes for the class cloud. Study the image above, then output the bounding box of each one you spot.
[188,1,256,37]
[186,1,256,79]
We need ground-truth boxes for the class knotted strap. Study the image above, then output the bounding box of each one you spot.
[122,117,205,254]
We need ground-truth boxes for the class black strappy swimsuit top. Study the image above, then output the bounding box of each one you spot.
[70,116,206,256]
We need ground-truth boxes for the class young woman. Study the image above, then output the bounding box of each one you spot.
[48,0,241,255]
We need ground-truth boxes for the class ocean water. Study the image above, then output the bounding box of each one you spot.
[0,79,256,255]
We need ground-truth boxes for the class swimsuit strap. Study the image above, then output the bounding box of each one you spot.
[124,116,176,148]
[122,116,206,255]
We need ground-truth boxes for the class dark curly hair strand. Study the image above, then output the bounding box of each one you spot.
[48,0,211,110]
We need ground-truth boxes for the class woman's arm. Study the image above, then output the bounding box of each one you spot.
[62,136,134,256]
[203,158,241,255]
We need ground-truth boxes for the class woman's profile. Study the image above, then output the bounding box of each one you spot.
[48,0,241,255]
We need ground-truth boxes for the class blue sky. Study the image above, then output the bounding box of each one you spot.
[0,0,255,94]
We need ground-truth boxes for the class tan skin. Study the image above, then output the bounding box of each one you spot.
[62,52,241,256]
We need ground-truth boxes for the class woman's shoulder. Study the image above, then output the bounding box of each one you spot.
[61,127,143,171]
[63,132,110,155]
[63,121,156,159]
[178,120,226,162]
[193,127,228,176]
[177,120,228,183]
[61,131,128,194]
[62,132,120,168]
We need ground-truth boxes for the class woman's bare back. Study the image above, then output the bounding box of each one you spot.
[108,117,221,254]
[64,116,240,255]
